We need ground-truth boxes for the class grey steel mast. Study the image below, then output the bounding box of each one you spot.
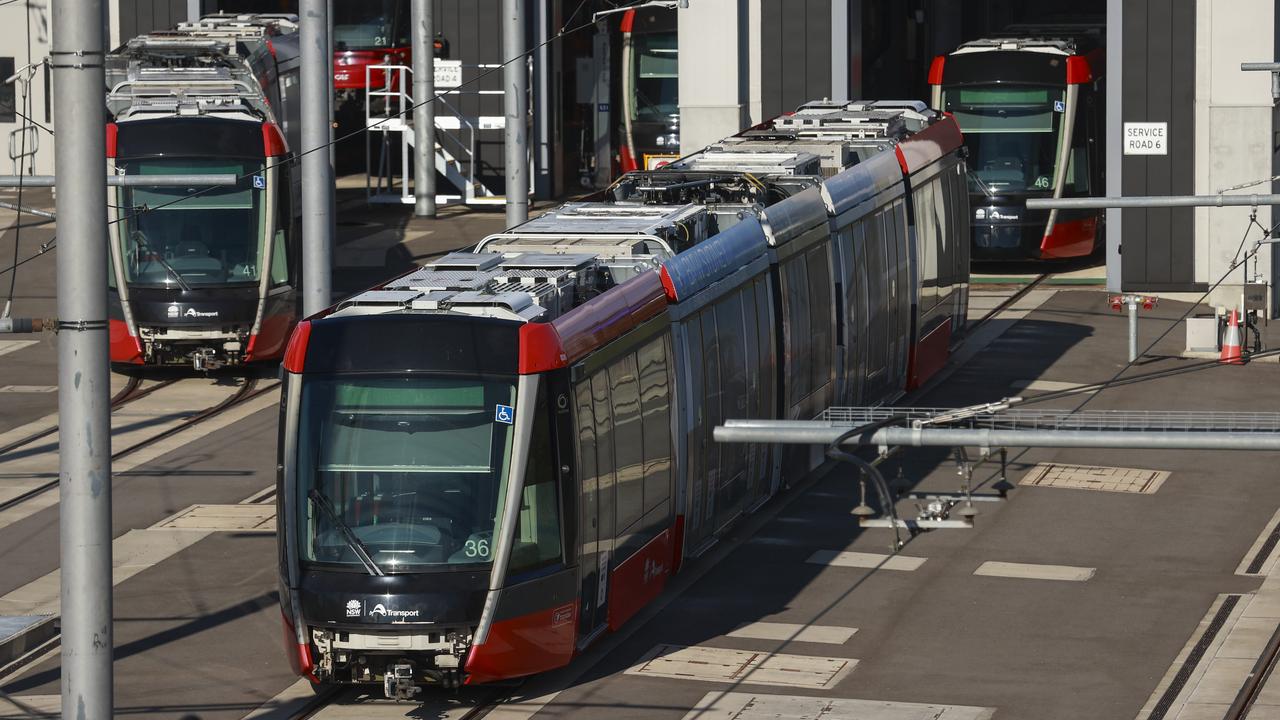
[51,0,113,714]
[503,0,528,226]
[301,0,334,315]
[412,0,437,217]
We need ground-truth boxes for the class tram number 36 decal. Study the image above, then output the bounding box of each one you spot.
[464,538,491,558]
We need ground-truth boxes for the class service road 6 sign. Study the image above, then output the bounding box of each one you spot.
[1123,122,1167,155]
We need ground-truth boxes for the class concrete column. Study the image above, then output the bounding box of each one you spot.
[300,0,333,315]
[1105,0,1122,293]
[412,0,436,217]
[51,0,113,714]
[504,0,528,226]
[678,0,749,154]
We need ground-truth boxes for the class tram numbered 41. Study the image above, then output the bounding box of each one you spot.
[276,99,970,698]
[106,14,303,371]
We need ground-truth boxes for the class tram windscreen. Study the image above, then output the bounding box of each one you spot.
[943,85,1065,194]
[333,0,408,51]
[117,158,265,287]
[296,376,516,572]
[630,31,678,122]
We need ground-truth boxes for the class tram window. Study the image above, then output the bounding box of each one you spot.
[1067,146,1090,193]
[716,291,748,488]
[509,389,563,575]
[754,276,774,418]
[609,355,644,534]
[931,181,948,298]
[782,256,811,406]
[638,336,672,514]
[700,309,722,522]
[805,245,833,392]
[590,371,616,541]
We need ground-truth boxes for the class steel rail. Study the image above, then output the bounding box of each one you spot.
[0,377,181,457]
[0,378,276,514]
[971,272,1052,329]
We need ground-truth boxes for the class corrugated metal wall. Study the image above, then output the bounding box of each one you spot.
[760,0,832,120]
[1120,0,1198,291]
[118,0,190,44]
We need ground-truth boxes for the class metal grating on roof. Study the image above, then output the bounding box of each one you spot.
[1020,463,1169,494]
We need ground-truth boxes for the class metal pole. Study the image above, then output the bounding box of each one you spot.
[412,0,436,217]
[51,0,112,714]
[1028,194,1280,210]
[503,0,528,226]
[1128,299,1138,363]
[301,0,333,316]
[713,423,1280,451]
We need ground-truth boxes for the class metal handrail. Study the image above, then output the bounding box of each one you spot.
[818,406,1280,433]
[365,62,489,202]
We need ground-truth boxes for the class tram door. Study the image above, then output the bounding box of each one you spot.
[573,373,614,643]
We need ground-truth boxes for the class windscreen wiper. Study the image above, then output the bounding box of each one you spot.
[130,230,192,292]
[968,170,996,199]
[308,488,385,576]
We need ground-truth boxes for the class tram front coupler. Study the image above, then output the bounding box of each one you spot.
[384,663,422,700]
[190,347,222,372]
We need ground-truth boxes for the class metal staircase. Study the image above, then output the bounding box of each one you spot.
[364,63,506,206]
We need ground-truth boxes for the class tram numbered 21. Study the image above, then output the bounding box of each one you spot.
[106,14,303,370]
[929,36,1105,260]
[276,100,970,698]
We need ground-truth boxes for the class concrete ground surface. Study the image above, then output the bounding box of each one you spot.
[4,183,1280,719]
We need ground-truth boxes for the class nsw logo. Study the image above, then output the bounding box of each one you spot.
[345,599,361,617]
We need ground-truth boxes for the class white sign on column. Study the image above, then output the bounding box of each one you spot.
[1124,122,1168,155]
[434,59,462,89]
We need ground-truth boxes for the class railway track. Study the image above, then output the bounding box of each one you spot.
[970,272,1052,330]
[292,686,512,719]
[0,377,278,515]
[0,376,180,458]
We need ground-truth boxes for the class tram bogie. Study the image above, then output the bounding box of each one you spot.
[106,14,303,370]
[277,99,970,697]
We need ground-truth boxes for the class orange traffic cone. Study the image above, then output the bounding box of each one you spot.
[1220,309,1245,365]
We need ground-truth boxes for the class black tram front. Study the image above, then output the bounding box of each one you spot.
[107,117,299,369]
[930,37,1105,260]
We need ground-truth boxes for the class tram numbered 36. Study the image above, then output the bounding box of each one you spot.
[276,99,970,698]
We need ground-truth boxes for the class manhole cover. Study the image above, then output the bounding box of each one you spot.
[1020,463,1168,494]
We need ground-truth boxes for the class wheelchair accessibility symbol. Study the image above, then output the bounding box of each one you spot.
[252,175,266,189]
[495,404,514,424]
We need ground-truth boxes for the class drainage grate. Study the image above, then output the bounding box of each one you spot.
[1020,463,1169,494]
[1147,595,1241,720]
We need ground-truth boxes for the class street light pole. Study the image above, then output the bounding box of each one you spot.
[412,0,437,217]
[301,0,334,315]
[51,0,113,714]
[503,0,528,227]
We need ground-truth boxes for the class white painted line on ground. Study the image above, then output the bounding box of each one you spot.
[0,694,58,720]
[0,390,279,529]
[806,550,927,572]
[156,504,276,532]
[0,528,213,616]
[727,621,857,645]
[240,679,316,720]
[627,644,855,689]
[681,691,996,720]
[973,561,1095,582]
[1010,379,1096,394]
[0,385,56,394]
[0,341,38,358]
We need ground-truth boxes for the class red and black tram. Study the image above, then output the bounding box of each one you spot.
[276,100,970,697]
[929,36,1105,260]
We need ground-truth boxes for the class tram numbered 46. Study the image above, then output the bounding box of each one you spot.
[276,100,970,698]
